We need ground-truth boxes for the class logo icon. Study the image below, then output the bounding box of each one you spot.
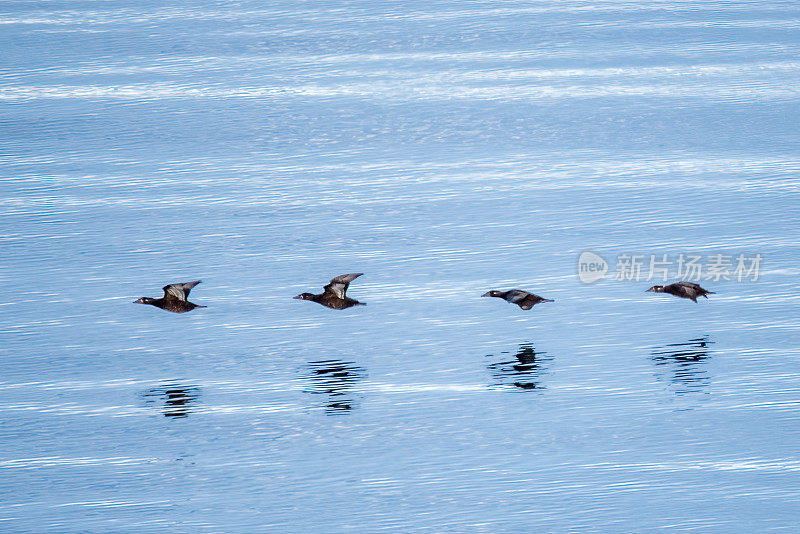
[577,251,608,283]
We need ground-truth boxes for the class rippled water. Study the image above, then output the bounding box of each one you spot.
[2,0,800,531]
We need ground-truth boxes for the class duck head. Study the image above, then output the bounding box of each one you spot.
[646,286,665,293]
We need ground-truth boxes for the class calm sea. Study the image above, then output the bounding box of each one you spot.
[2,0,800,531]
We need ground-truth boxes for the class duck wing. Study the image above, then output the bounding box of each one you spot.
[322,273,363,299]
[503,290,531,305]
[679,281,714,294]
[675,281,703,291]
[163,280,202,301]
[509,290,553,309]
[668,282,698,299]
[518,298,536,310]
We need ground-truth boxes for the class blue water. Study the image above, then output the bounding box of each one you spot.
[2,0,800,531]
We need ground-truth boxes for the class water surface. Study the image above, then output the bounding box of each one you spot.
[2,0,800,531]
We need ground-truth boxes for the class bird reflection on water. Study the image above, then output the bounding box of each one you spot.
[301,360,366,415]
[650,337,714,395]
[142,383,201,418]
[486,343,552,391]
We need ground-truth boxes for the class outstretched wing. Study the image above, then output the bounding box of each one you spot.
[671,283,698,300]
[504,290,530,305]
[518,300,535,310]
[163,280,202,301]
[676,281,703,291]
[506,290,551,310]
[323,273,363,299]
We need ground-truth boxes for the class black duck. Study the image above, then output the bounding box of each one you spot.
[294,273,365,310]
[646,281,715,303]
[134,280,207,313]
[481,289,554,310]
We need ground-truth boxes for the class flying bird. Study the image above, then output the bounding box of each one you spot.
[133,280,207,313]
[294,273,366,310]
[481,289,554,310]
[646,281,715,303]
